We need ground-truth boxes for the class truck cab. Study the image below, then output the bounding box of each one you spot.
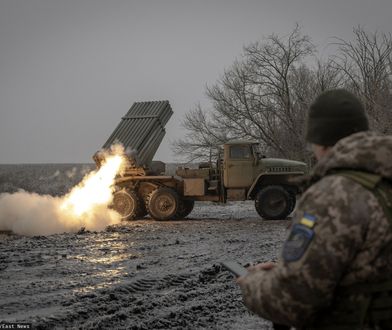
[221,140,307,219]
[223,140,260,189]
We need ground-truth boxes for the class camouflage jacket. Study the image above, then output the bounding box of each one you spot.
[239,131,392,328]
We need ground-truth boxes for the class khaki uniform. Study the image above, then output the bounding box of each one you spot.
[239,131,392,328]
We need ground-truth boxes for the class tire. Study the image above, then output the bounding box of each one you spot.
[112,189,146,220]
[255,185,291,220]
[288,193,296,215]
[147,187,180,221]
[138,203,148,218]
[175,199,195,219]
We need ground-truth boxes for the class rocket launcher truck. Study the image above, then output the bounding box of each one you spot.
[94,101,307,221]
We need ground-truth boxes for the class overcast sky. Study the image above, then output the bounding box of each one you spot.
[1,0,391,163]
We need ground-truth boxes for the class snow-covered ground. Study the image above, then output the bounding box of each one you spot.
[0,164,291,329]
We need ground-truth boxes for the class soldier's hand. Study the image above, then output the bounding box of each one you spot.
[236,262,276,285]
[247,261,276,272]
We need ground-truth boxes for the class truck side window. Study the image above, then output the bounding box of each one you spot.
[230,145,251,159]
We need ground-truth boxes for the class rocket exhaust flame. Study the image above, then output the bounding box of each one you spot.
[0,146,126,236]
[61,155,124,217]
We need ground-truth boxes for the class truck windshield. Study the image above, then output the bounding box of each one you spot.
[230,145,251,159]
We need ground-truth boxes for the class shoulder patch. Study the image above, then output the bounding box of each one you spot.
[282,223,314,262]
[299,212,317,228]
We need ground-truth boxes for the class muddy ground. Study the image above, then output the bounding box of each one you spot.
[0,165,290,329]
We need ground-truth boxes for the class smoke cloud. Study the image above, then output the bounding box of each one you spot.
[0,148,125,236]
[0,191,121,236]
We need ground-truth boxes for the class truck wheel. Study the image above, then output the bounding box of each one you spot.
[112,189,145,220]
[147,187,180,221]
[175,200,195,219]
[255,185,291,220]
[288,193,296,215]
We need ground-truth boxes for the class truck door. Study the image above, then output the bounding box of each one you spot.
[223,144,254,188]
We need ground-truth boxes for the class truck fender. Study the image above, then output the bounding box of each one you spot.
[247,173,265,199]
[247,172,303,199]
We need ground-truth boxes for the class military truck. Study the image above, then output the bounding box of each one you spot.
[95,101,307,221]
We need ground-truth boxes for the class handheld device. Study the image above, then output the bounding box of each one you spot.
[220,260,248,277]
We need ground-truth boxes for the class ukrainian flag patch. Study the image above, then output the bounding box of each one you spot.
[299,212,317,228]
[283,223,315,262]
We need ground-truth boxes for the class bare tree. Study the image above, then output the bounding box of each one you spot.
[332,27,392,133]
[171,104,228,162]
[174,26,321,161]
[175,27,392,163]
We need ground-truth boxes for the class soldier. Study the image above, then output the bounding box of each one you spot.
[237,89,392,329]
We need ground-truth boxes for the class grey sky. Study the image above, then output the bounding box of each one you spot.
[1,0,391,163]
